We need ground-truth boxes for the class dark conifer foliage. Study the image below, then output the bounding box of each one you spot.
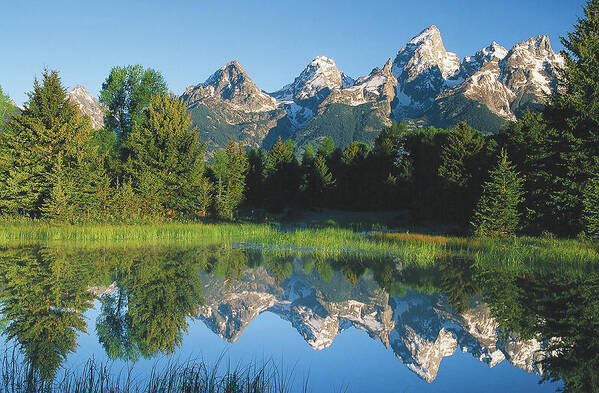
[471,150,524,237]
[582,173,599,239]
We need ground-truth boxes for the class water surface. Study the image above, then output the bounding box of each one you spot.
[1,244,596,392]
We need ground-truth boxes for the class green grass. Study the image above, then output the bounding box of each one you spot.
[0,220,597,270]
[0,354,311,393]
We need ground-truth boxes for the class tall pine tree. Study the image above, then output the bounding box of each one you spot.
[471,150,524,237]
[213,138,249,220]
[125,93,210,217]
[263,136,300,210]
[539,0,599,234]
[0,70,107,219]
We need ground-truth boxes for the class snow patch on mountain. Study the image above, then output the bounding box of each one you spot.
[67,85,104,130]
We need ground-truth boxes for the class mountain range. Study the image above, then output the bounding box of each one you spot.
[194,259,545,383]
[67,25,564,155]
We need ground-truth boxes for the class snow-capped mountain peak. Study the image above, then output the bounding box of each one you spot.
[66,85,103,130]
[395,25,460,80]
[272,56,352,102]
[182,60,277,113]
[460,42,509,78]
[391,25,461,116]
[407,25,442,45]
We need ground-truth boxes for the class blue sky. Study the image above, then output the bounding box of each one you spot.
[0,0,588,105]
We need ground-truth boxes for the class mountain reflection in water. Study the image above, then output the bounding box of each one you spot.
[0,244,597,392]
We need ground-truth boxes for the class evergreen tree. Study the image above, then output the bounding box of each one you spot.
[213,138,249,220]
[301,143,315,167]
[42,152,74,221]
[125,93,210,217]
[317,136,335,158]
[263,136,300,210]
[401,127,450,219]
[301,154,335,207]
[369,123,409,208]
[471,150,524,237]
[336,141,371,208]
[539,0,599,234]
[582,173,599,239]
[438,122,487,222]
[244,148,266,206]
[497,111,553,232]
[0,70,107,218]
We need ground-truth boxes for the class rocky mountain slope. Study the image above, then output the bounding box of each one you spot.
[182,61,290,156]
[195,260,545,383]
[182,25,563,154]
[67,85,104,130]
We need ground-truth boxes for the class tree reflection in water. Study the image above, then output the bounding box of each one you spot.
[0,244,596,392]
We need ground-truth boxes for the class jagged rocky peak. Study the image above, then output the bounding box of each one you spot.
[501,35,564,97]
[393,25,460,81]
[66,85,103,130]
[272,55,354,102]
[461,41,509,77]
[182,60,277,113]
[509,35,556,58]
[325,58,397,107]
[391,25,461,115]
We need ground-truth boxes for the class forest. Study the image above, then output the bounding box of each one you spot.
[0,1,598,241]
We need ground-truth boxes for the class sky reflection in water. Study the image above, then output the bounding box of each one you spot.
[1,244,594,392]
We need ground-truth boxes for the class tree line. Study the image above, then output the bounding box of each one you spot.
[0,0,598,238]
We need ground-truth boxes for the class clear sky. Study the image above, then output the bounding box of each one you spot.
[0,0,588,105]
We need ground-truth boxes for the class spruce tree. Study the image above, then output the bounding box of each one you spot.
[438,122,486,223]
[317,137,335,158]
[540,0,599,234]
[264,136,300,210]
[125,93,210,217]
[0,70,106,218]
[213,138,249,220]
[244,148,267,207]
[582,173,599,239]
[301,154,335,207]
[471,150,524,237]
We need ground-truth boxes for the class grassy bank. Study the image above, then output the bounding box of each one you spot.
[0,220,597,270]
[0,354,310,393]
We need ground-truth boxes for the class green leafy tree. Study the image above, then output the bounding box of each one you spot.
[401,127,451,218]
[471,150,524,237]
[582,173,599,239]
[99,65,167,142]
[125,93,210,217]
[0,70,107,218]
